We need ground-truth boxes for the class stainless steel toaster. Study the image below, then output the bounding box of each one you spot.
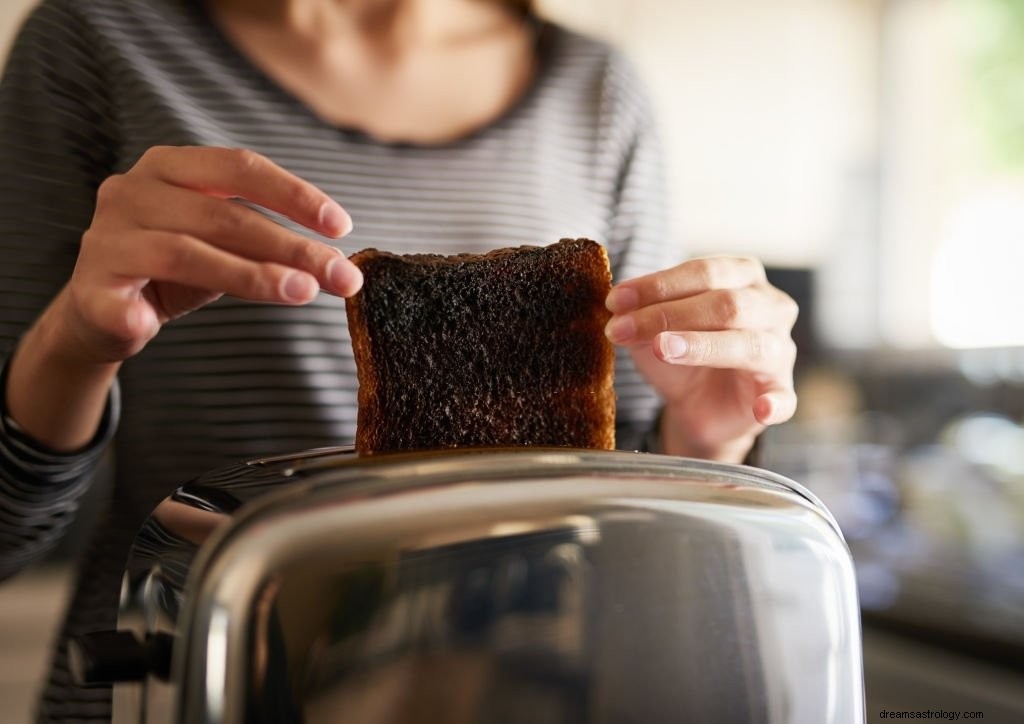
[77,447,865,723]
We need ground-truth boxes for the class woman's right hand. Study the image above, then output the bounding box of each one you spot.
[7,145,361,451]
[63,145,362,364]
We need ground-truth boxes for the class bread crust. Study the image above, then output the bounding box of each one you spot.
[346,238,615,453]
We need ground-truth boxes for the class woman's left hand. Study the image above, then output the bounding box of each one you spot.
[605,256,799,463]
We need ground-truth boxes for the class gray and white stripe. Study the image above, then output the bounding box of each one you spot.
[0,0,673,719]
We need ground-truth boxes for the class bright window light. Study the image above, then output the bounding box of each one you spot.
[930,186,1024,348]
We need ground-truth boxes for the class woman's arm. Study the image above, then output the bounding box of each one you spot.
[0,2,363,579]
[0,2,122,579]
[5,145,361,451]
[6,292,120,452]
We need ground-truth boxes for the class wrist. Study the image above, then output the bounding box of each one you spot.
[658,406,759,464]
[25,289,121,375]
[6,289,120,451]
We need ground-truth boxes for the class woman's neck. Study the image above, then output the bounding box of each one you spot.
[204,0,538,144]
[209,0,519,51]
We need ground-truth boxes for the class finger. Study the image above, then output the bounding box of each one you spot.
[123,177,362,297]
[606,288,781,345]
[606,256,767,314]
[133,145,352,238]
[102,229,322,305]
[754,389,798,426]
[651,330,796,372]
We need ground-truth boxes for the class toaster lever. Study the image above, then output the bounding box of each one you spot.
[68,630,173,685]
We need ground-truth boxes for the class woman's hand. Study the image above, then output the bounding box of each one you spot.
[65,145,362,364]
[605,256,798,463]
[6,145,362,451]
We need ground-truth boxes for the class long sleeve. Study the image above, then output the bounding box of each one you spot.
[0,0,119,581]
[601,53,679,451]
[0,5,698,718]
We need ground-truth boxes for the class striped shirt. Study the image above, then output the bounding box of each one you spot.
[0,0,673,720]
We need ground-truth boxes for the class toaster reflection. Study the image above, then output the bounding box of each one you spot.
[99,448,864,723]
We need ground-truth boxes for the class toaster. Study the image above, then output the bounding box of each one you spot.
[73,447,865,723]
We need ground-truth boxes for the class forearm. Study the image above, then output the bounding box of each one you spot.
[6,289,119,452]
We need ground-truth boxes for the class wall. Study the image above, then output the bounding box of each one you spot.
[0,0,34,62]
[541,0,882,267]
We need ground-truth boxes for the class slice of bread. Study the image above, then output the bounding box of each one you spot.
[346,238,615,453]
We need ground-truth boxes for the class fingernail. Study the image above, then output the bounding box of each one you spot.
[328,256,363,296]
[319,201,353,237]
[283,272,318,302]
[605,315,636,344]
[606,286,639,313]
[660,333,688,360]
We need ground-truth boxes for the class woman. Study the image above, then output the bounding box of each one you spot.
[0,0,797,719]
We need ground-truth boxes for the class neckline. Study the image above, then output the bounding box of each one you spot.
[188,1,561,150]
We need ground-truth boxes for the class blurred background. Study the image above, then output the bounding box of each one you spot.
[2,0,1023,721]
